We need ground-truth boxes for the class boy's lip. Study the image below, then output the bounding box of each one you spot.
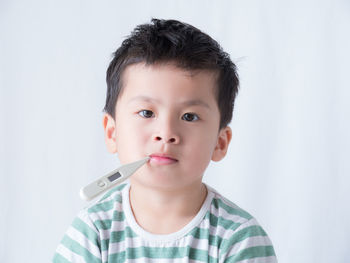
[148,153,178,165]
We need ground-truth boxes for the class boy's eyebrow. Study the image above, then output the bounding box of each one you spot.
[128,96,160,105]
[128,95,211,109]
[181,99,211,109]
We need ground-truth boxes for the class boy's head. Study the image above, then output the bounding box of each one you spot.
[102,18,239,190]
[103,18,239,130]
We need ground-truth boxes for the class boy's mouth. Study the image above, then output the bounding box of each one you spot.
[149,153,178,165]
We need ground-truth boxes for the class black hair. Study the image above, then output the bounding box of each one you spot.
[104,18,239,129]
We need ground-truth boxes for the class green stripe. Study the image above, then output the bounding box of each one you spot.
[220,225,267,253]
[208,212,242,231]
[112,210,125,221]
[98,184,127,202]
[88,198,119,213]
[110,230,125,243]
[94,211,125,230]
[233,225,267,243]
[189,227,223,248]
[214,198,253,220]
[110,226,138,243]
[101,238,109,252]
[52,253,71,263]
[61,235,101,263]
[224,246,275,262]
[72,217,100,247]
[108,246,217,261]
[94,219,112,230]
[101,226,138,251]
[188,247,216,262]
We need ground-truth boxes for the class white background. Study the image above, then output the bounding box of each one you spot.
[1,0,349,262]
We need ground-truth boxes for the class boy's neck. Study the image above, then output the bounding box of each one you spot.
[128,181,207,235]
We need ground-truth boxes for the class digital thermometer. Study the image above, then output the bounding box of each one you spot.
[79,157,150,201]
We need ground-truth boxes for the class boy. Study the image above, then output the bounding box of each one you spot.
[53,18,277,262]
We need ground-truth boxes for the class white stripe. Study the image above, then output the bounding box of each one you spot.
[211,224,235,239]
[234,218,260,232]
[125,257,199,263]
[206,221,236,239]
[211,201,249,225]
[224,236,273,259]
[88,203,123,222]
[87,193,123,213]
[106,234,220,259]
[102,249,109,262]
[89,211,114,222]
[98,219,129,240]
[187,235,219,259]
[197,216,241,240]
[66,226,101,259]
[94,191,122,204]
[56,243,86,263]
[232,255,277,263]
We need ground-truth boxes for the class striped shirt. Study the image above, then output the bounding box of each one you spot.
[53,183,277,263]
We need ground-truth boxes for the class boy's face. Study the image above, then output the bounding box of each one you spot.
[103,63,231,191]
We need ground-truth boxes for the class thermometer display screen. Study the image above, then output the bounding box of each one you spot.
[107,172,121,182]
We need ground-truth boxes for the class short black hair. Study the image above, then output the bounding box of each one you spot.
[104,18,239,129]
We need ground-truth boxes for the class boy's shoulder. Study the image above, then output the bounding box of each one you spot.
[206,184,267,237]
[78,183,128,222]
[206,185,276,261]
[207,184,254,222]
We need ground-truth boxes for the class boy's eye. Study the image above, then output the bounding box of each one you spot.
[182,113,199,122]
[138,110,154,118]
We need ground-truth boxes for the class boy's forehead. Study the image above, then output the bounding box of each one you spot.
[123,62,217,78]
[120,62,219,96]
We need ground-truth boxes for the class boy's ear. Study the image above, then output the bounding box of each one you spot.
[102,113,118,154]
[211,126,232,162]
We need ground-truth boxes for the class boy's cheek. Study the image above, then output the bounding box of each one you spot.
[117,135,149,161]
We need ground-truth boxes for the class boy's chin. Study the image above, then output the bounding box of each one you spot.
[131,170,202,189]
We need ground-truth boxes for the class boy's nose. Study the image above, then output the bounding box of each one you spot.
[152,117,180,144]
[153,134,180,144]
